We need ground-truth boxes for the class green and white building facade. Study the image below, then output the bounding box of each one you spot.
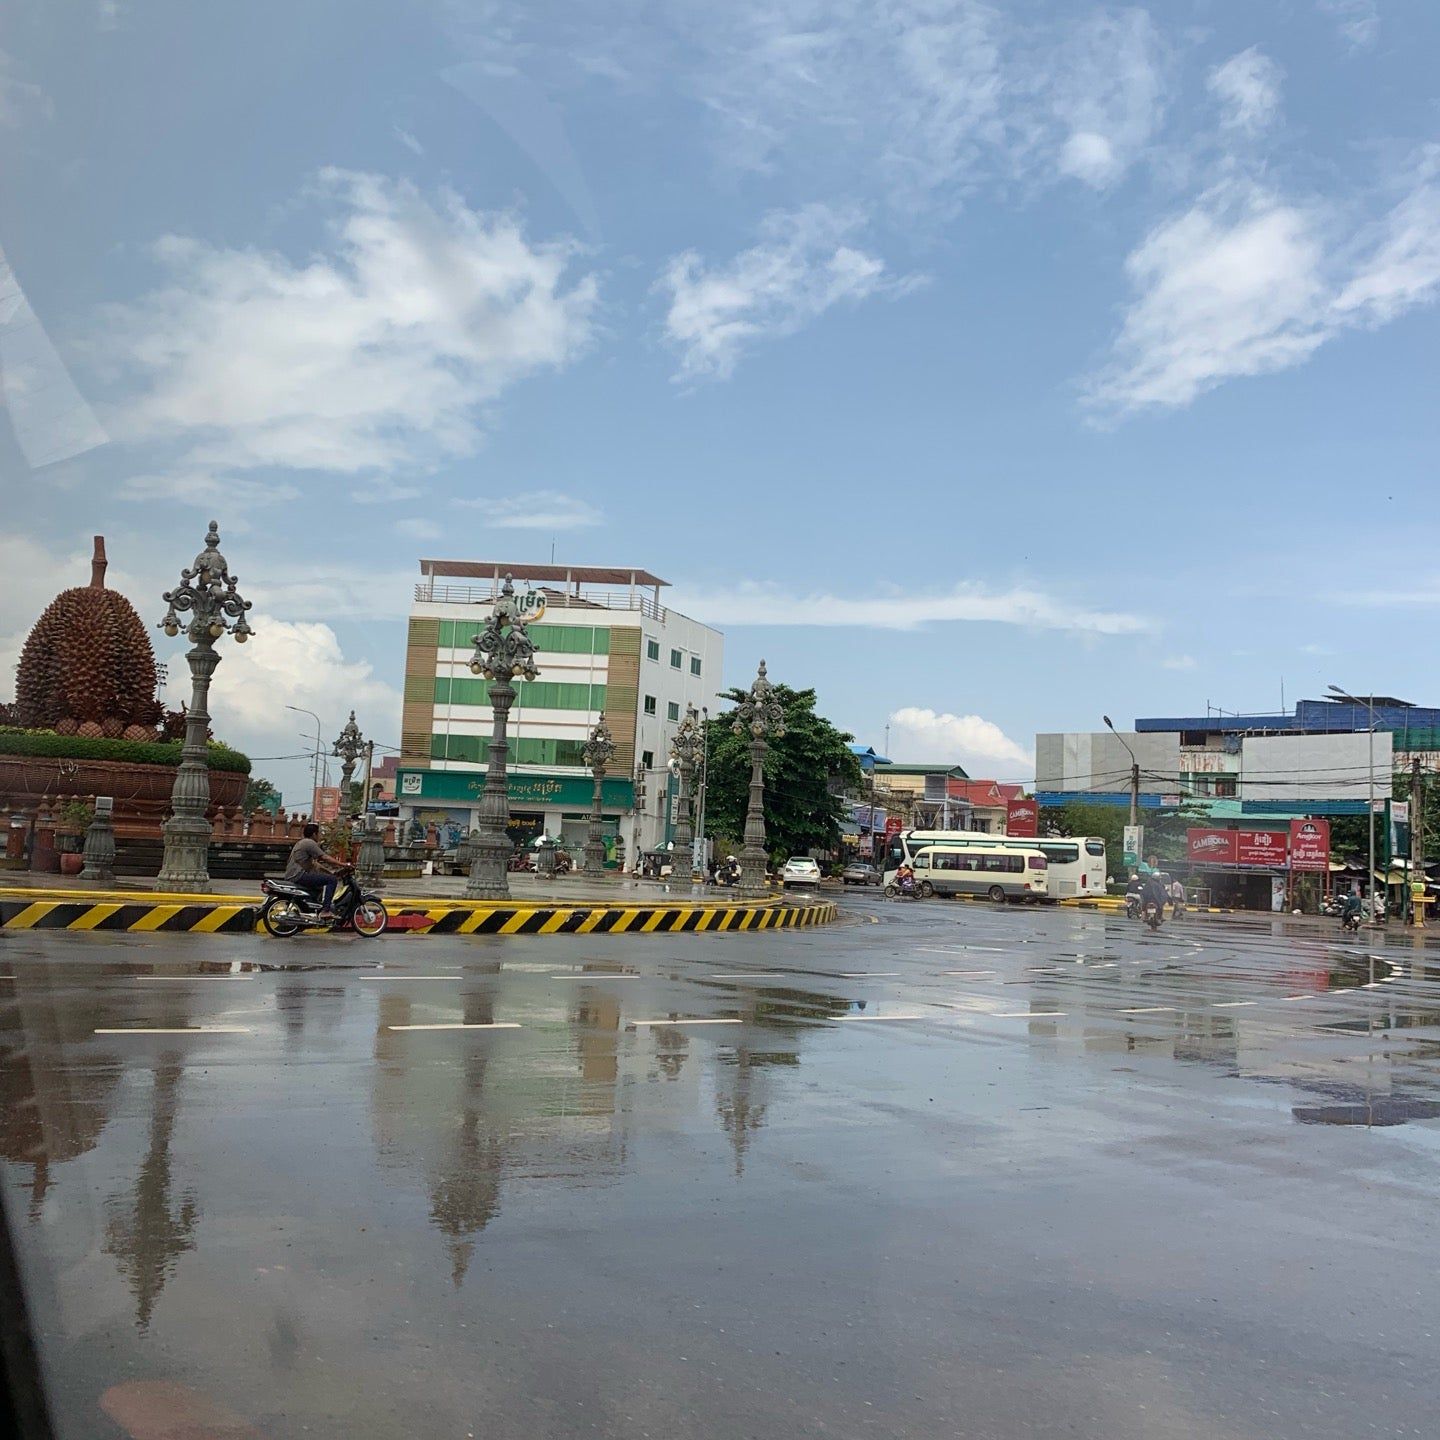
[398,561,723,865]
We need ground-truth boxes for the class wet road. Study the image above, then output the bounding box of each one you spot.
[3,896,1439,1439]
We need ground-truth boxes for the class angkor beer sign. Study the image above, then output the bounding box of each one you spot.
[1006,799,1038,837]
[1289,818,1330,872]
[1187,828,1292,867]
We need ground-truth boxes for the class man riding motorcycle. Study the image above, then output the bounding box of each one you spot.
[283,821,346,919]
[1124,872,1144,919]
[1140,870,1169,928]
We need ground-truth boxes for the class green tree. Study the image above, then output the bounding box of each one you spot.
[244,777,283,814]
[703,685,861,863]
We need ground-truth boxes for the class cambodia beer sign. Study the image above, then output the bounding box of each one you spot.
[1187,828,1293,867]
[1289,818,1330,871]
[1006,798,1038,837]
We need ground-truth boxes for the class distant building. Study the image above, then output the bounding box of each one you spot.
[397,561,723,861]
[946,779,1025,833]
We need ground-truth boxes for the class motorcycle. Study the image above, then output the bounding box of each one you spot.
[1142,900,1163,932]
[883,873,920,900]
[714,864,741,888]
[1340,909,1361,933]
[1125,893,1142,920]
[259,865,389,938]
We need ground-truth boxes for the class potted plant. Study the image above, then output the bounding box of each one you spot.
[54,798,94,876]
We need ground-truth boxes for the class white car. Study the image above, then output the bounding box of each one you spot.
[781,857,822,887]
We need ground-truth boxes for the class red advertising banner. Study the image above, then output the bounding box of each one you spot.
[313,786,342,823]
[1289,818,1330,872]
[1187,828,1293,867]
[884,816,903,837]
[1187,828,1238,864]
[1236,829,1287,867]
[1006,799,1038,837]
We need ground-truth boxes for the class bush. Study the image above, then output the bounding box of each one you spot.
[0,726,251,775]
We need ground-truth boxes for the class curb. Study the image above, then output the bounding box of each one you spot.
[0,890,837,937]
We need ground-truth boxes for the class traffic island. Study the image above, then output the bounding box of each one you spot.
[0,884,836,936]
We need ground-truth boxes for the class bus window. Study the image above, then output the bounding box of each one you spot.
[1085,840,1105,856]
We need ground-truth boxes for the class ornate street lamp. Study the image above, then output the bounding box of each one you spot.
[669,703,704,880]
[464,576,540,899]
[581,713,615,876]
[156,521,252,892]
[332,710,365,817]
[732,660,786,896]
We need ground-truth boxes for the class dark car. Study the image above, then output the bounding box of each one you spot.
[840,861,880,886]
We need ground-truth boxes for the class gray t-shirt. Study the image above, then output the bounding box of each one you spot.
[284,837,325,880]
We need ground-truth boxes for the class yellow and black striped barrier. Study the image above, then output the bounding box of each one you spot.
[0,888,836,937]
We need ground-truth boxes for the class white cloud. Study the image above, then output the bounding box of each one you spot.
[1161,654,1197,670]
[886,706,1032,773]
[396,518,443,541]
[1051,8,1166,189]
[100,169,598,502]
[670,579,1147,636]
[394,126,425,156]
[454,489,604,529]
[1207,47,1283,134]
[203,616,401,774]
[1319,1,1379,51]
[658,204,918,380]
[1086,157,1440,416]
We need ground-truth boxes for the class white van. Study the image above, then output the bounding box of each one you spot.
[902,845,1049,902]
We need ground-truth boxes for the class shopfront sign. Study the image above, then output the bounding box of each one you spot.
[1187,827,1291,867]
[1006,799,1038,837]
[1289,819,1330,872]
[396,768,633,810]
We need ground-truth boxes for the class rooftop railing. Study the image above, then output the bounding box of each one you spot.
[415,581,669,622]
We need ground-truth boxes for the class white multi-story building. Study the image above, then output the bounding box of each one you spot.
[396,561,723,865]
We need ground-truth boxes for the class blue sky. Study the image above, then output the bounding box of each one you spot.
[2,0,1438,803]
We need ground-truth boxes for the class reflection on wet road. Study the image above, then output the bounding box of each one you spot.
[3,898,1439,1439]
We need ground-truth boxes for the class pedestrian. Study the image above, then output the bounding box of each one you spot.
[1169,875,1186,919]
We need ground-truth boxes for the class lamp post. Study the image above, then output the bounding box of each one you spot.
[287,705,324,812]
[1103,713,1142,873]
[156,521,253,892]
[733,661,786,896]
[464,576,540,900]
[581,713,615,876]
[1328,684,1378,923]
[332,711,365,818]
[669,704,704,881]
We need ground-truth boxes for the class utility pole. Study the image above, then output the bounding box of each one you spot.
[1328,686,1378,924]
[1103,715,1141,868]
[1412,754,1423,924]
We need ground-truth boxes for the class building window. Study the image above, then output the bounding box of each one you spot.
[1215,778,1237,797]
[670,648,682,668]
[641,749,654,769]
[667,702,680,722]
[690,656,702,677]
[644,695,657,715]
[646,638,660,662]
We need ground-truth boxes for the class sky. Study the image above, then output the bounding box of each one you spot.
[2,0,1438,805]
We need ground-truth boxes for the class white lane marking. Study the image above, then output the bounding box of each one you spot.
[1283,995,1313,1001]
[359,975,458,981]
[942,970,997,977]
[547,973,639,981]
[1118,1006,1177,1014]
[131,975,256,981]
[1211,1001,1257,1008]
[1330,988,1357,995]
[838,971,900,978]
[992,1011,1067,1019]
[94,1026,251,1035]
[836,1014,926,1022]
[709,973,789,980]
[385,1022,522,1031]
[630,1018,740,1028]
[919,946,1005,955]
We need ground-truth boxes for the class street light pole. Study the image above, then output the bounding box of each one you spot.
[581,713,615,877]
[1329,685,1378,923]
[733,661,786,897]
[669,705,703,880]
[465,576,540,900]
[1102,715,1140,827]
[287,705,323,814]
[156,522,253,892]
[332,710,365,818]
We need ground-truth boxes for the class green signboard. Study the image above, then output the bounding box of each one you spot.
[396,767,634,810]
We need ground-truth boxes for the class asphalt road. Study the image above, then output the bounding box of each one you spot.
[3,895,1439,1439]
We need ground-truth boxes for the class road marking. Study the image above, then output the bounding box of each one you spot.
[630,1018,740,1028]
[709,973,789,980]
[1283,995,1313,1001]
[131,975,255,981]
[1211,1001,1257,1008]
[547,973,639,980]
[943,969,997,977]
[360,975,459,981]
[838,971,900,978]
[1118,1006,1177,1013]
[1330,988,1356,995]
[385,1022,522,1031]
[836,1014,925,1022]
[94,1026,251,1035]
[992,1011,1067,1019]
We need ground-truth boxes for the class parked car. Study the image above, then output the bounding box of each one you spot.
[781,856,822,887]
[840,861,880,886]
